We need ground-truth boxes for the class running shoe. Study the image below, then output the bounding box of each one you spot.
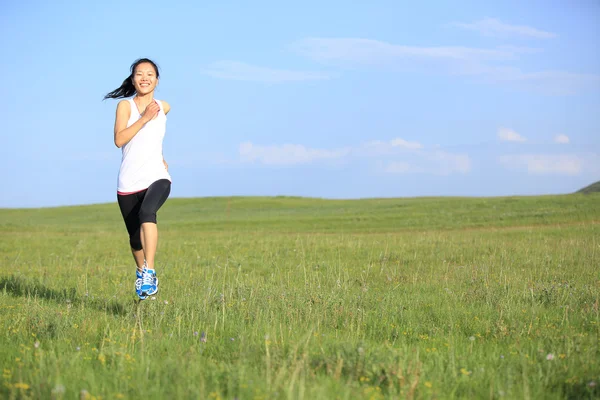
[135,269,147,300]
[141,268,159,297]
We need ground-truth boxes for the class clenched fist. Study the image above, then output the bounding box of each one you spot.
[141,101,160,123]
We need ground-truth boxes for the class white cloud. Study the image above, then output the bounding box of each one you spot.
[239,142,349,165]
[495,45,543,54]
[498,128,527,142]
[356,138,423,156]
[498,154,583,175]
[554,134,570,144]
[291,37,599,95]
[201,61,330,83]
[239,138,470,175]
[453,18,557,39]
[362,140,393,156]
[391,138,423,150]
[293,37,520,65]
[382,150,471,176]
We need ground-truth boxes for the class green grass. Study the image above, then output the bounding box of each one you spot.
[1,194,599,399]
[577,181,600,194]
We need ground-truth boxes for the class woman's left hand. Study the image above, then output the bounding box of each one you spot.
[163,159,169,171]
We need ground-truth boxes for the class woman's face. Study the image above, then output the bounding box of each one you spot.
[132,62,158,95]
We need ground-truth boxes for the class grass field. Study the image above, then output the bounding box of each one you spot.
[1,194,599,399]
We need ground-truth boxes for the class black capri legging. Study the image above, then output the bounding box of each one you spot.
[117,179,171,250]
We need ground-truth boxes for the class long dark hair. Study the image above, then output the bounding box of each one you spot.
[103,58,160,100]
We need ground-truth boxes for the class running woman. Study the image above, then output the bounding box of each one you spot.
[104,58,171,300]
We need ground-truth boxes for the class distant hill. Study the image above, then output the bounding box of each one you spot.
[577,181,600,194]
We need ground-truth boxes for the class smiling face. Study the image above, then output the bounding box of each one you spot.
[132,62,158,95]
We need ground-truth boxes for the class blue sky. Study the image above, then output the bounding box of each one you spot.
[1,0,599,208]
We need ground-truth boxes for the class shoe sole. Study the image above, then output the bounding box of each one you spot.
[136,287,147,300]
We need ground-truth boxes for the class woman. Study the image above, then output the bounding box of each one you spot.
[104,58,171,300]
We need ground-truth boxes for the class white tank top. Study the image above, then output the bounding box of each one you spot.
[117,98,172,194]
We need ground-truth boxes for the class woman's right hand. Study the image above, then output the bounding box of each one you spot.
[141,101,160,123]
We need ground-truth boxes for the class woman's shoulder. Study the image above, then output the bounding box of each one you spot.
[157,99,171,114]
[116,99,132,110]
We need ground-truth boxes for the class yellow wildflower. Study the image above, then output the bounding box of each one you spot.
[14,382,30,390]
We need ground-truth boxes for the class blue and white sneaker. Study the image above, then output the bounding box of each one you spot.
[141,268,159,297]
[135,269,147,300]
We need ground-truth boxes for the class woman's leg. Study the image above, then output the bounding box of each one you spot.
[130,248,145,272]
[138,179,171,271]
[117,192,145,272]
[140,223,158,269]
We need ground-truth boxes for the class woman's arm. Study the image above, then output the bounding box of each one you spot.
[162,100,170,170]
[113,100,160,148]
[162,100,171,115]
